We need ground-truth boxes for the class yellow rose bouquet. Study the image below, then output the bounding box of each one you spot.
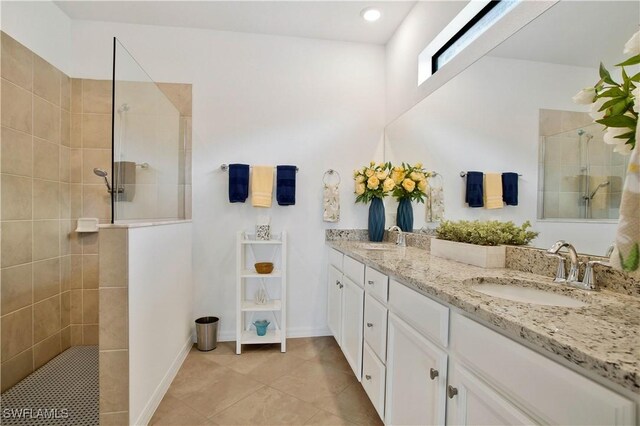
[390,162,431,202]
[353,161,395,203]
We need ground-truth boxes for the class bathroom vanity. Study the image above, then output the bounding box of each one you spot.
[326,241,639,425]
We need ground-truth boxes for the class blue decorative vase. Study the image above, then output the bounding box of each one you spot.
[368,197,385,242]
[396,198,414,232]
[253,320,270,336]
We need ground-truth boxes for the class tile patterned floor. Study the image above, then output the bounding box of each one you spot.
[0,346,99,426]
[150,337,383,425]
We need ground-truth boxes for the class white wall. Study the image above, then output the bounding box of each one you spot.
[70,21,385,340]
[386,55,617,256]
[0,0,72,74]
[385,1,556,124]
[128,222,193,425]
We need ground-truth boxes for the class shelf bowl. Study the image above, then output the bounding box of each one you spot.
[255,262,274,274]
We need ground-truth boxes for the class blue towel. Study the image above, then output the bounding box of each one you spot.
[276,165,297,206]
[465,171,484,208]
[228,164,249,203]
[502,172,519,206]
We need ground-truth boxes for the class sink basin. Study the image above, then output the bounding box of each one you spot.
[469,279,587,308]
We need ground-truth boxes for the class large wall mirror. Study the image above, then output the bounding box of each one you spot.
[384,1,639,256]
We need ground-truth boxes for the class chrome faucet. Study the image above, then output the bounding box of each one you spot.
[388,226,406,247]
[546,240,580,284]
[580,245,614,291]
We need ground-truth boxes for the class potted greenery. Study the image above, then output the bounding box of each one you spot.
[390,163,430,232]
[354,162,395,242]
[432,220,538,268]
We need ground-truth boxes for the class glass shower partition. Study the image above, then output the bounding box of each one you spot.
[111,38,185,223]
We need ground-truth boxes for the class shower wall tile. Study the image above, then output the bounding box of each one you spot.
[1,221,33,267]
[1,348,33,392]
[33,332,61,369]
[33,220,60,260]
[100,349,129,413]
[60,146,71,183]
[1,174,32,220]
[71,114,82,148]
[61,109,71,147]
[83,325,99,345]
[33,258,60,302]
[33,295,61,343]
[61,74,71,111]
[33,96,60,143]
[82,114,111,148]
[1,33,33,91]
[83,184,111,220]
[1,127,33,177]
[71,79,83,113]
[1,79,32,133]
[33,55,60,106]
[82,79,112,114]
[70,325,82,346]
[82,255,99,289]
[61,326,71,351]
[1,306,33,361]
[33,179,61,220]
[33,137,60,180]
[1,264,33,314]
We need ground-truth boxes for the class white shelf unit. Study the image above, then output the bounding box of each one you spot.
[236,231,287,354]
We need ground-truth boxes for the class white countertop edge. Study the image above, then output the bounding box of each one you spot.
[99,219,192,229]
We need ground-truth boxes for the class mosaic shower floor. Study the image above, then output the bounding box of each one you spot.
[0,346,99,426]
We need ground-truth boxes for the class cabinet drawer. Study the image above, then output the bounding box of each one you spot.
[364,293,388,362]
[343,256,365,287]
[328,248,343,270]
[365,266,388,303]
[450,313,636,425]
[362,343,385,421]
[388,280,449,347]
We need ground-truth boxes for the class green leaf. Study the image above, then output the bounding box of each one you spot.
[599,97,626,111]
[614,131,636,140]
[599,62,617,85]
[596,115,637,128]
[610,101,631,115]
[619,243,640,272]
[616,55,640,67]
[631,72,640,83]
[599,87,625,98]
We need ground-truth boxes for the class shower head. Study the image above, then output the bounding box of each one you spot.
[589,181,610,199]
[93,168,112,192]
[93,168,108,178]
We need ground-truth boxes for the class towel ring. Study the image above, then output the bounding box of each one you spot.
[323,169,341,185]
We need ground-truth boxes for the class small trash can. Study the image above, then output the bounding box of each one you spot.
[195,316,219,351]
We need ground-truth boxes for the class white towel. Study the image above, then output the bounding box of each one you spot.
[610,134,640,276]
[426,175,445,222]
[323,184,340,222]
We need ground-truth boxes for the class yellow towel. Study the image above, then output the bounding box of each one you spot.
[251,166,274,207]
[484,173,503,209]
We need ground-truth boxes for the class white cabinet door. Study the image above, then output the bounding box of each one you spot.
[446,362,535,426]
[342,276,364,380]
[385,313,447,426]
[327,265,342,344]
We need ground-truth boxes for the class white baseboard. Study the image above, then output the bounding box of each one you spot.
[133,336,192,426]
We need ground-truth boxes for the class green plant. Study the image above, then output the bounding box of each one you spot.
[436,220,539,246]
[572,29,639,153]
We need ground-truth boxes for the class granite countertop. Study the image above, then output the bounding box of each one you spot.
[327,241,640,395]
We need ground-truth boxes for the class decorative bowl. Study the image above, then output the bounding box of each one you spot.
[255,262,274,274]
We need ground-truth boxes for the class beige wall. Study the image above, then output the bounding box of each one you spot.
[69,77,112,345]
[0,32,72,391]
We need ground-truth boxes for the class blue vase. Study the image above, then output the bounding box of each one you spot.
[253,320,270,336]
[368,197,385,242]
[396,198,414,232]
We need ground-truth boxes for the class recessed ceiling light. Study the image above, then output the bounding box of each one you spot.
[361,8,381,22]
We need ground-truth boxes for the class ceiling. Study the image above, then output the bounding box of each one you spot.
[489,1,639,69]
[54,1,417,45]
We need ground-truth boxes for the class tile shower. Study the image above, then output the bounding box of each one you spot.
[0,31,192,424]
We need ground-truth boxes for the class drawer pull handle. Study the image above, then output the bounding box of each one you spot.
[367,280,374,285]
[339,284,344,289]
[366,322,373,328]
[447,385,458,399]
[365,375,372,380]
[335,280,340,286]
[429,368,439,380]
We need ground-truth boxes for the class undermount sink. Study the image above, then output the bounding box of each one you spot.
[468,278,588,308]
